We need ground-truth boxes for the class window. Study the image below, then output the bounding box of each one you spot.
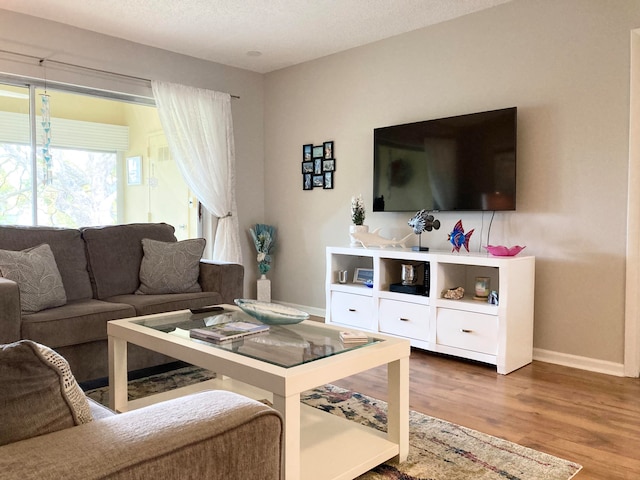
[37,148,118,226]
[0,82,197,238]
[0,84,31,224]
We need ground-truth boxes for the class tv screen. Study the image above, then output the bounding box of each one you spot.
[373,107,517,212]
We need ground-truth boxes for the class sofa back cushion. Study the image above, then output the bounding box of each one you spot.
[0,244,67,313]
[136,238,205,294]
[82,223,177,299]
[0,226,92,301]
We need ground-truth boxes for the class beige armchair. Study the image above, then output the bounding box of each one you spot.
[0,392,283,480]
[0,340,282,480]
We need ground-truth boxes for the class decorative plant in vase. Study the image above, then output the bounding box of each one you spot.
[351,194,365,226]
[349,194,368,246]
[250,224,277,277]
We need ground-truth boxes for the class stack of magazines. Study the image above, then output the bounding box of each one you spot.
[190,321,269,344]
[339,330,369,344]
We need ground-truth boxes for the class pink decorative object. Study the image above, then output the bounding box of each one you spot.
[484,245,526,257]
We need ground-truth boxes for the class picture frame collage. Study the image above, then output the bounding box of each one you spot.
[302,141,335,190]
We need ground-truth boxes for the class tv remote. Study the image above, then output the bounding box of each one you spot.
[190,305,224,314]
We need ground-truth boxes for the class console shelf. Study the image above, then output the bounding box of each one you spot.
[326,246,535,374]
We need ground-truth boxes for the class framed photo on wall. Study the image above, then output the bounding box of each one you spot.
[303,173,312,190]
[322,159,335,172]
[303,144,313,161]
[302,161,313,174]
[323,141,334,159]
[127,156,142,185]
[323,171,334,189]
[301,141,336,190]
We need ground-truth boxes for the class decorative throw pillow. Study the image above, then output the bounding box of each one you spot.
[0,340,92,446]
[136,237,206,294]
[0,243,67,313]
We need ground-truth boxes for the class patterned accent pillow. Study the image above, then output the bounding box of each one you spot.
[136,238,206,294]
[0,243,67,313]
[0,340,92,447]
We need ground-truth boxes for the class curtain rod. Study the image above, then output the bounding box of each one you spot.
[0,48,240,99]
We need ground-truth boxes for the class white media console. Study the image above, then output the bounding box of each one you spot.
[325,246,535,374]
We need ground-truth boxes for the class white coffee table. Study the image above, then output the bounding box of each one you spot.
[107,305,410,480]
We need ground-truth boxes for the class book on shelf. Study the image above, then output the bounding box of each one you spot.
[190,321,269,344]
[339,330,369,344]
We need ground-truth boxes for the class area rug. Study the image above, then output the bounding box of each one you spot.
[84,366,582,480]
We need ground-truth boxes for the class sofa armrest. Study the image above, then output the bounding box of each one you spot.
[0,390,283,480]
[0,277,21,343]
[199,260,244,304]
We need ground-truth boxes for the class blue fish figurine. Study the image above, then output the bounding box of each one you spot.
[448,220,474,252]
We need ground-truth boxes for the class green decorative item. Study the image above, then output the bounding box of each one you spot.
[349,194,368,246]
[250,224,277,276]
[351,194,366,225]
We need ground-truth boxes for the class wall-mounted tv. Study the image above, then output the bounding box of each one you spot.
[373,107,517,212]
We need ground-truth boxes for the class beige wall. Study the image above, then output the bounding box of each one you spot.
[264,0,640,366]
[0,9,266,297]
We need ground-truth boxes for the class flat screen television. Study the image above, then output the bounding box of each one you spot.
[373,107,517,212]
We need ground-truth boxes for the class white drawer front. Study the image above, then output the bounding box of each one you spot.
[379,299,429,341]
[330,292,374,329]
[436,308,498,355]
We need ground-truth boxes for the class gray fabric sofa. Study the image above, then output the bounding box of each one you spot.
[0,223,244,382]
[0,392,283,480]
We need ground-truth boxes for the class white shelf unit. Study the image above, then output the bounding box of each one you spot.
[326,246,535,374]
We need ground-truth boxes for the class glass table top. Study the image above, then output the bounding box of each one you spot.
[133,307,380,368]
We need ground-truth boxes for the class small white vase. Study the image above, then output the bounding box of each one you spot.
[257,274,271,302]
[349,224,369,247]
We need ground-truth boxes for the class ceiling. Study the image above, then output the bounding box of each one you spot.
[0,0,512,74]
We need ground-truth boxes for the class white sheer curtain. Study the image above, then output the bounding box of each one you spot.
[151,80,242,264]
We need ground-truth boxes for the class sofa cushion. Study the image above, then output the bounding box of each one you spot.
[107,291,222,316]
[82,223,176,299]
[136,238,206,295]
[0,225,92,301]
[0,340,92,446]
[0,244,67,313]
[21,299,136,348]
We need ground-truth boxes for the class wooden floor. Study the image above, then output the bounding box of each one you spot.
[331,349,640,480]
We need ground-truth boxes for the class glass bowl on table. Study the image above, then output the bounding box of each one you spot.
[234,299,310,325]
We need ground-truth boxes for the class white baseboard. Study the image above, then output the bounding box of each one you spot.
[276,301,326,319]
[273,301,626,377]
[533,348,625,377]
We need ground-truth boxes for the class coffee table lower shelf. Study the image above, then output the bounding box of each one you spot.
[120,377,399,480]
[300,403,399,480]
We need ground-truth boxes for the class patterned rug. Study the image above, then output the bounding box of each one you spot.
[84,366,582,480]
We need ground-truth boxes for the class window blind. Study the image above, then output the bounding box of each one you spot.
[0,111,129,151]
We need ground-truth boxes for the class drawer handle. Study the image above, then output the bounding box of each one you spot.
[461,329,473,333]
[399,317,410,322]
[348,308,357,312]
